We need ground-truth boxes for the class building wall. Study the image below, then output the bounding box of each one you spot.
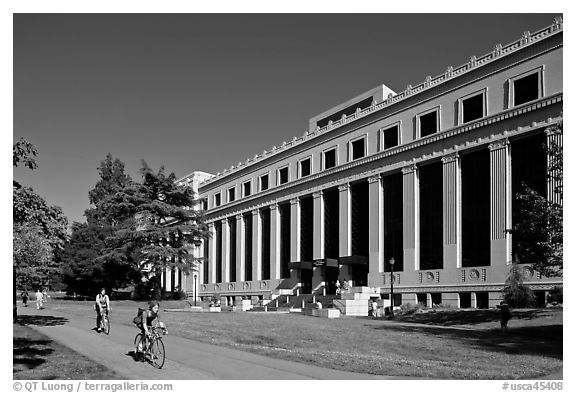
[193,21,563,305]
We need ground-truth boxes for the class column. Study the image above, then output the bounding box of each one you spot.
[270,203,281,280]
[252,209,262,281]
[489,140,511,266]
[236,214,245,282]
[442,153,461,269]
[546,125,563,205]
[208,222,217,283]
[312,191,325,260]
[290,198,301,262]
[338,183,351,257]
[402,164,419,272]
[221,218,230,283]
[368,175,384,286]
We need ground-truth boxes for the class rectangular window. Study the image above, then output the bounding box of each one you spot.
[382,124,399,150]
[461,92,485,124]
[350,137,366,160]
[228,187,235,203]
[243,181,251,197]
[259,174,269,191]
[299,157,311,178]
[418,109,439,138]
[278,166,289,185]
[214,192,221,207]
[323,148,337,170]
[512,70,541,106]
[201,198,208,210]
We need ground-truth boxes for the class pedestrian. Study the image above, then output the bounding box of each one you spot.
[335,280,341,297]
[372,299,379,317]
[497,301,512,334]
[35,289,44,310]
[42,288,48,304]
[95,288,110,332]
[21,290,29,307]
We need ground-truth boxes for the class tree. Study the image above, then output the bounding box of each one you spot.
[60,222,137,296]
[98,161,210,299]
[512,119,563,277]
[502,263,536,308]
[85,153,132,226]
[13,223,54,289]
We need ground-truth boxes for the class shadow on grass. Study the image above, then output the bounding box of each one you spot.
[13,336,54,369]
[387,309,553,326]
[371,322,562,360]
[16,315,68,327]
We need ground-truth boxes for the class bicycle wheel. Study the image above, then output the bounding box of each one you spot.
[103,315,110,335]
[149,338,165,369]
[134,333,143,360]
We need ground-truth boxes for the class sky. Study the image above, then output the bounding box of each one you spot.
[12,13,560,226]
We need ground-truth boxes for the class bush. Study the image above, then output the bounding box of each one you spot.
[503,263,536,308]
[546,286,563,304]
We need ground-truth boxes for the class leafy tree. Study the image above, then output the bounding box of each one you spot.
[13,223,54,289]
[512,119,563,277]
[502,263,536,308]
[13,137,38,173]
[60,222,137,296]
[85,153,132,226]
[98,161,210,299]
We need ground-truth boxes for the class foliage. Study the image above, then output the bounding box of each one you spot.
[546,286,563,305]
[512,119,563,277]
[97,161,210,297]
[13,223,54,289]
[59,222,137,296]
[85,153,133,226]
[13,138,68,295]
[502,263,536,308]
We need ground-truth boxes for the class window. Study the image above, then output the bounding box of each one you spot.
[259,174,269,191]
[243,181,251,197]
[511,69,542,107]
[350,136,366,160]
[214,192,221,207]
[299,157,311,178]
[278,166,289,185]
[460,91,485,124]
[201,198,208,210]
[323,148,337,170]
[382,124,400,150]
[418,108,439,138]
[228,187,236,203]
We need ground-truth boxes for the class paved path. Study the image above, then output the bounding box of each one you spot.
[17,307,399,380]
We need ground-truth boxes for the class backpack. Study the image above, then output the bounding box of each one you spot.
[132,307,146,325]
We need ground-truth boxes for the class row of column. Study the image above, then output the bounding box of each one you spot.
[200,135,557,285]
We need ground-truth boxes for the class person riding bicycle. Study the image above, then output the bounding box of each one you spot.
[95,288,110,333]
[134,300,162,355]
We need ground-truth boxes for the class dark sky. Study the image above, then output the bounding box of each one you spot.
[13,13,559,225]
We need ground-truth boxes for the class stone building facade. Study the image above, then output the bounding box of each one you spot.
[173,18,563,312]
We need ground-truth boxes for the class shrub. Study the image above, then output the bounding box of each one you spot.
[503,263,536,308]
[546,286,563,304]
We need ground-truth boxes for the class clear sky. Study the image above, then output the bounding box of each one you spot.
[13,13,559,225]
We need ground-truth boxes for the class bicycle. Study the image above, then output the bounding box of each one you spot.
[100,310,110,335]
[134,322,168,369]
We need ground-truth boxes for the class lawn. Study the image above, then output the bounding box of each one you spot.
[45,298,562,379]
[13,321,121,380]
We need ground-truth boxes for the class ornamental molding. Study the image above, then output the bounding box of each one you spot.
[441,153,459,164]
[488,139,510,151]
[368,174,381,184]
[199,21,562,189]
[290,197,300,205]
[203,95,562,224]
[312,191,323,199]
[402,163,418,175]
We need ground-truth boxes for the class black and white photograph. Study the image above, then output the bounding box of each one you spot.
[10,5,566,390]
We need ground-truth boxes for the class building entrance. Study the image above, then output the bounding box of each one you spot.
[301,269,312,294]
[324,266,339,294]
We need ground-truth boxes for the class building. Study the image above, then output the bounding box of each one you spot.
[176,18,563,313]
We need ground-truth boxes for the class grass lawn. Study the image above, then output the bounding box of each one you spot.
[46,299,562,379]
[13,322,121,380]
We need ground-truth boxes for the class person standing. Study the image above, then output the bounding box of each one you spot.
[21,290,29,307]
[95,288,110,332]
[497,301,512,334]
[35,289,44,310]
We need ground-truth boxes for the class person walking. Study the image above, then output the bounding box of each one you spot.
[497,301,512,334]
[21,290,29,307]
[35,289,44,310]
[95,288,110,332]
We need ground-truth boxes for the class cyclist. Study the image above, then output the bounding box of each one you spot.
[95,288,110,333]
[134,300,161,355]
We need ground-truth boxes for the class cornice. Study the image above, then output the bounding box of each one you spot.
[204,94,562,223]
[199,18,562,189]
